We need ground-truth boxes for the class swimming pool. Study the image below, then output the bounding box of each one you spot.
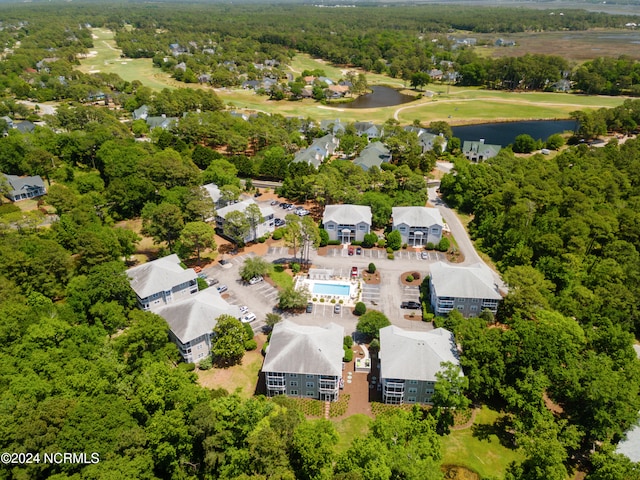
[312,283,351,296]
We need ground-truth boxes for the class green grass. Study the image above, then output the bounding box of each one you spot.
[441,406,524,479]
[269,265,294,290]
[332,414,372,454]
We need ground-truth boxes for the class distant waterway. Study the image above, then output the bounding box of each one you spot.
[343,86,414,109]
[452,119,577,146]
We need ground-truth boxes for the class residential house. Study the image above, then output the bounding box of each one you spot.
[428,69,443,81]
[14,121,35,134]
[353,141,392,171]
[320,119,346,136]
[322,204,372,243]
[392,206,444,246]
[146,115,178,130]
[462,139,501,162]
[404,125,427,137]
[327,84,350,98]
[132,105,150,121]
[2,174,46,202]
[263,320,344,401]
[419,132,448,153]
[215,198,275,243]
[156,288,242,363]
[293,134,339,169]
[127,254,198,311]
[429,261,502,317]
[202,183,227,209]
[354,121,382,140]
[379,326,461,404]
[1,116,13,135]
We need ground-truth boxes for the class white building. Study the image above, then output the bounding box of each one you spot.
[429,261,502,317]
[215,198,275,243]
[392,206,444,246]
[263,321,344,402]
[322,204,372,243]
[156,288,242,363]
[379,326,461,404]
[127,254,198,311]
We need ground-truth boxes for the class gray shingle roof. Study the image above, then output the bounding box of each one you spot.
[323,204,372,226]
[353,141,391,171]
[127,254,197,299]
[430,261,502,300]
[155,288,242,344]
[379,326,460,382]
[262,321,344,376]
[4,174,45,197]
[392,206,444,229]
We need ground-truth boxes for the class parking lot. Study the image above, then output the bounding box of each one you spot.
[326,247,446,262]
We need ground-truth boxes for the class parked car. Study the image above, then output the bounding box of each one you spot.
[206,278,219,286]
[334,304,341,314]
[421,251,429,259]
[270,200,280,206]
[241,312,257,323]
[306,302,313,313]
[239,305,249,314]
[274,218,285,227]
[254,191,262,198]
[197,272,208,280]
[356,247,362,255]
[217,285,228,293]
[351,266,358,277]
[400,301,421,309]
[348,247,354,255]
[249,275,263,285]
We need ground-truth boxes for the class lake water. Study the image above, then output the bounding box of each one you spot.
[452,119,577,146]
[344,86,414,109]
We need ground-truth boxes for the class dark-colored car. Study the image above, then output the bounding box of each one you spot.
[306,302,313,313]
[401,301,421,309]
[356,247,362,255]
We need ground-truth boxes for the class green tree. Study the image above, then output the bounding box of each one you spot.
[545,134,565,150]
[292,419,339,480]
[278,285,310,311]
[223,210,250,247]
[265,313,282,331]
[239,256,272,281]
[211,315,249,367]
[244,203,264,242]
[386,230,402,251]
[356,311,391,340]
[142,202,185,250]
[429,121,453,139]
[362,232,378,248]
[179,221,216,263]
[513,134,537,153]
[431,362,471,434]
[410,72,430,91]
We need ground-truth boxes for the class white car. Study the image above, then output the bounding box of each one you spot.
[241,312,257,323]
[239,305,249,314]
[421,251,429,260]
[249,276,263,285]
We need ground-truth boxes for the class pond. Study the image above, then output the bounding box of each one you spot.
[452,119,577,146]
[343,86,415,109]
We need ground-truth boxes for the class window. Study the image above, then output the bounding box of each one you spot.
[408,388,417,394]
[306,374,314,379]
[306,382,314,388]
[399,227,406,233]
[470,306,478,311]
[407,397,416,403]
[358,225,366,231]
[290,390,298,395]
[457,305,464,311]
[327,224,335,230]
[306,391,315,397]
[290,381,298,387]
[408,380,418,385]
[471,298,480,303]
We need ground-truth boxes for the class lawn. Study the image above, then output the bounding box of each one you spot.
[269,265,294,290]
[195,335,266,398]
[441,406,524,479]
[332,414,372,454]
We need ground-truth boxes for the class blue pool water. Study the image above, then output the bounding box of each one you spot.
[313,283,350,296]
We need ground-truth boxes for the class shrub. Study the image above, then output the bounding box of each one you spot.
[178,362,196,372]
[368,263,376,274]
[402,243,408,249]
[328,240,341,245]
[320,298,325,303]
[545,133,565,150]
[330,298,336,304]
[386,230,402,251]
[406,274,414,282]
[343,348,354,362]
[412,272,421,280]
[377,239,386,248]
[0,204,20,216]
[258,236,267,243]
[351,240,362,246]
[437,237,450,252]
[354,302,367,316]
[387,253,394,260]
[262,342,269,355]
[197,277,208,290]
[363,232,378,248]
[369,338,380,352]
[272,228,285,240]
[386,247,393,254]
[244,339,258,351]
[243,322,254,339]
[291,262,301,274]
[344,336,354,348]
[198,357,213,370]
[426,242,435,250]
[319,228,329,247]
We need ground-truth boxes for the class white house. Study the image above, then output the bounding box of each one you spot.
[322,204,372,243]
[215,198,275,243]
[127,254,198,311]
[429,261,502,317]
[392,206,444,246]
[2,174,46,202]
[263,321,344,402]
[379,326,461,404]
[156,288,243,363]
